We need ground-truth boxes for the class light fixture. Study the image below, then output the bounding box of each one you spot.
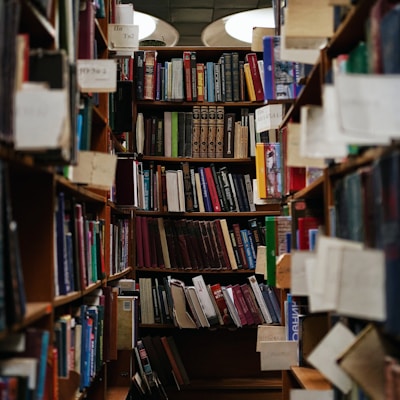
[134,11,179,47]
[202,8,275,47]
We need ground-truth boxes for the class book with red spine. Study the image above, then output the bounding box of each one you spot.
[183,50,192,101]
[204,167,221,212]
[232,284,255,326]
[244,53,264,101]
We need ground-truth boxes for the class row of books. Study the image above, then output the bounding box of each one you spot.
[116,159,258,213]
[55,192,130,295]
[136,216,266,271]
[139,106,254,159]
[139,275,281,329]
[133,50,267,103]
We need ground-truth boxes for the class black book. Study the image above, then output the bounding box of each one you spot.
[134,50,145,100]
[114,80,133,133]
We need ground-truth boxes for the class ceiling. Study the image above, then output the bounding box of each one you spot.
[126,0,273,46]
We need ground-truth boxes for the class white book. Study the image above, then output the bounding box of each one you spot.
[185,286,209,328]
[177,169,186,212]
[221,286,241,328]
[194,172,205,212]
[244,174,256,212]
[192,275,219,326]
[165,170,180,212]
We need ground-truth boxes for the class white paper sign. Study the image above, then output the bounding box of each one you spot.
[15,87,68,149]
[337,248,386,321]
[77,59,117,93]
[259,340,299,370]
[291,250,314,296]
[336,74,400,141]
[307,322,355,394]
[108,24,139,50]
[255,104,283,133]
[256,325,286,351]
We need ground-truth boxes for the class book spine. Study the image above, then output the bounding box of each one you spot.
[207,105,217,158]
[196,63,205,102]
[197,167,213,212]
[183,50,192,101]
[215,106,225,158]
[245,53,264,101]
[204,167,222,212]
[190,51,197,101]
[232,223,248,269]
[199,105,209,158]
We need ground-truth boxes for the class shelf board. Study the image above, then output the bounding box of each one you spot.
[56,175,107,203]
[293,174,325,200]
[54,291,82,308]
[177,377,282,391]
[141,155,253,164]
[135,267,259,274]
[13,302,52,331]
[290,366,331,390]
[107,267,133,282]
[135,210,281,217]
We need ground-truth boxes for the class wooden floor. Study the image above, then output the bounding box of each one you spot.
[107,387,129,400]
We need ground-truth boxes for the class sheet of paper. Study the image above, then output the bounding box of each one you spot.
[337,248,386,321]
[314,236,363,295]
[286,122,325,168]
[305,257,327,313]
[259,341,298,370]
[290,389,334,400]
[300,105,348,160]
[307,322,355,393]
[291,250,314,296]
[323,84,390,147]
[256,325,287,351]
[335,74,400,142]
[15,88,68,149]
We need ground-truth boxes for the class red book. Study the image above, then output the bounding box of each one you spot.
[298,216,320,250]
[78,0,95,60]
[213,219,231,270]
[204,167,221,212]
[240,283,264,325]
[183,51,192,101]
[245,53,264,101]
[232,284,255,326]
[209,283,234,326]
[229,285,247,326]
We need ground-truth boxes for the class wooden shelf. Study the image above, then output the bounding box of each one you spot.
[290,366,331,390]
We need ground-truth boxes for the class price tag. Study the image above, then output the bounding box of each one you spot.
[77,59,117,93]
[108,24,139,50]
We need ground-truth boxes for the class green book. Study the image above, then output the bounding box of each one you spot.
[171,111,179,158]
[265,216,277,287]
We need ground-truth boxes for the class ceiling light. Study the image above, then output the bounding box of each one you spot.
[202,8,275,47]
[134,11,156,39]
[134,11,179,46]
[225,9,275,43]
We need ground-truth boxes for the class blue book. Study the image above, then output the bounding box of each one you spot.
[206,61,215,102]
[79,305,92,390]
[240,229,255,270]
[286,294,299,341]
[143,169,150,210]
[198,167,213,212]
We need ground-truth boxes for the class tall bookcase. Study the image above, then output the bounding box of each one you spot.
[1,0,134,399]
[279,0,400,398]
[126,46,290,400]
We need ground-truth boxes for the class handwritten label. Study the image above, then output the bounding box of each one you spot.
[108,24,139,50]
[255,104,283,132]
[77,59,117,93]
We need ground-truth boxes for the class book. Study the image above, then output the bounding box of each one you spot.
[223,113,236,158]
[192,106,201,158]
[134,50,145,100]
[207,105,217,158]
[161,336,190,386]
[245,53,264,101]
[192,275,219,326]
[248,275,273,324]
[209,283,234,326]
[143,50,157,100]
[117,296,137,350]
[199,105,209,158]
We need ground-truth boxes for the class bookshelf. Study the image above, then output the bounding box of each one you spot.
[124,46,291,400]
[279,0,400,399]
[0,0,135,399]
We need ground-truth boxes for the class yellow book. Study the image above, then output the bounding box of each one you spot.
[255,143,267,198]
[243,62,256,101]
